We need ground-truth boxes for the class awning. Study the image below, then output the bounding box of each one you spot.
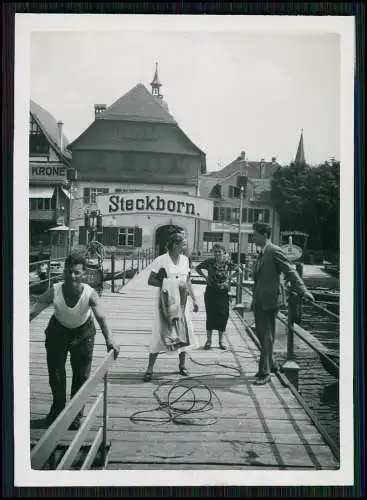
[29,186,55,198]
[61,188,71,199]
[49,225,76,231]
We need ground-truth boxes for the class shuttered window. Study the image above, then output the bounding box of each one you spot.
[102,227,119,246]
[83,187,109,204]
[78,227,87,245]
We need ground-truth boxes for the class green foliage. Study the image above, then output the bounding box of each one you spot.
[270,161,340,251]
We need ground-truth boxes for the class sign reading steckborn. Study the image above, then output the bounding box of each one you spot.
[97,192,214,221]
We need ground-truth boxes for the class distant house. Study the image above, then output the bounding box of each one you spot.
[66,64,208,255]
[29,100,72,259]
[198,152,281,260]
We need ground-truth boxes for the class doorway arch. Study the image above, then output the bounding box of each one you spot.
[155,224,185,255]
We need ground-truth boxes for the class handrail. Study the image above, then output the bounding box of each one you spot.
[240,284,339,370]
[110,247,156,293]
[29,273,64,287]
[31,350,115,470]
[291,290,339,321]
[29,256,66,267]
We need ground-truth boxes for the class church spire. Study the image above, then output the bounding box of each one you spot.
[150,62,163,99]
[295,128,306,165]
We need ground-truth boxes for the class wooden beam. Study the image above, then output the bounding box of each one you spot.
[57,393,103,470]
[31,351,114,469]
[81,427,103,470]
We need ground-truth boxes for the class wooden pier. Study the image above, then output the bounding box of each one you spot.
[30,265,339,470]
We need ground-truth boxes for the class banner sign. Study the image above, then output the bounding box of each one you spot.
[30,164,67,183]
[97,192,214,221]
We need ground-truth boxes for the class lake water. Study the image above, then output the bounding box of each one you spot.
[275,271,340,450]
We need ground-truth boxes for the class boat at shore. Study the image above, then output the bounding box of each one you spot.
[318,349,339,378]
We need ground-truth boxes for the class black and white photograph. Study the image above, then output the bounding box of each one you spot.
[14,14,355,486]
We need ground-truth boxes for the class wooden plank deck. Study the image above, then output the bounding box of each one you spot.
[29,265,339,470]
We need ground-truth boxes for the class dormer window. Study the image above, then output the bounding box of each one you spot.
[209,184,222,198]
[29,117,49,156]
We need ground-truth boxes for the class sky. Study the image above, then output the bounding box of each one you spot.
[30,30,340,171]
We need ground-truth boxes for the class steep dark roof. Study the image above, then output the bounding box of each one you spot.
[205,157,280,180]
[97,83,176,124]
[67,120,204,158]
[30,100,71,161]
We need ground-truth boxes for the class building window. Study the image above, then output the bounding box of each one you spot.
[203,232,223,252]
[29,117,49,155]
[228,186,240,198]
[264,209,270,223]
[229,232,239,253]
[248,234,257,254]
[96,231,103,243]
[83,187,109,204]
[118,227,135,247]
[114,188,123,193]
[231,208,240,223]
[242,208,248,223]
[254,209,263,222]
[29,197,56,210]
[213,207,219,221]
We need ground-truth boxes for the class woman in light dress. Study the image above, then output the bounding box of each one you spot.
[143,233,199,382]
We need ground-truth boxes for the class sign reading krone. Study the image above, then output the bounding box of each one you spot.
[97,192,214,221]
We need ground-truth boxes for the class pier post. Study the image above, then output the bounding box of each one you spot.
[47,256,52,290]
[235,266,243,304]
[294,262,304,323]
[281,289,300,390]
[111,253,115,293]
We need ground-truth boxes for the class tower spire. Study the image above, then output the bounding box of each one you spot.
[295,128,306,165]
[150,62,162,98]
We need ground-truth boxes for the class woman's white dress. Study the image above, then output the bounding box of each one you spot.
[149,252,198,355]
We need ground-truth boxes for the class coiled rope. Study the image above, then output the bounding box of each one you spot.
[129,354,242,426]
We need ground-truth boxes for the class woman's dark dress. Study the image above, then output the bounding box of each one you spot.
[197,258,235,332]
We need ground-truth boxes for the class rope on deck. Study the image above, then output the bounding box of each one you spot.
[129,357,242,426]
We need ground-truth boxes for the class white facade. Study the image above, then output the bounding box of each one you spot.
[70,181,208,254]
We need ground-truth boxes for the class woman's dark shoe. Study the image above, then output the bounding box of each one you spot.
[179,367,189,376]
[219,342,227,350]
[143,371,153,382]
[253,375,271,385]
[203,341,212,350]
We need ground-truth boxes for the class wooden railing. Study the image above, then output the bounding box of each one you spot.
[110,246,158,293]
[31,351,115,470]
[29,256,66,291]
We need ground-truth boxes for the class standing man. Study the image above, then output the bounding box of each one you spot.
[30,251,120,429]
[251,223,314,385]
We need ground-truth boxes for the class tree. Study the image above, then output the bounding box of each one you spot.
[270,161,340,252]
